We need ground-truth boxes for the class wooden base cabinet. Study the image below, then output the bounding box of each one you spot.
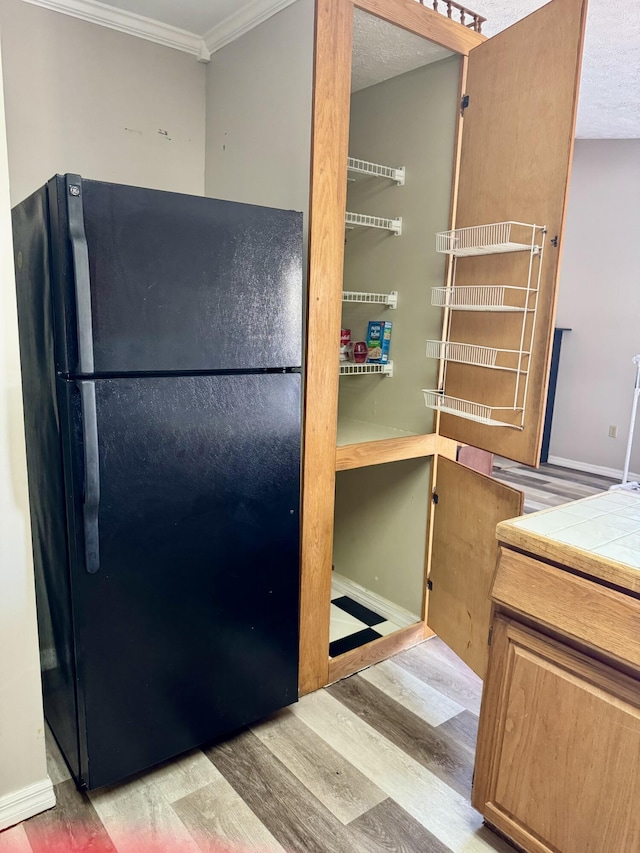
[473,571,640,852]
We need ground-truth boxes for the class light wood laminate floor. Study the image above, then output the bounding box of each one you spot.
[2,638,513,853]
[493,458,617,513]
[0,462,607,853]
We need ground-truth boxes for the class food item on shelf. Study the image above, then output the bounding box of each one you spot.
[340,328,351,362]
[352,341,368,364]
[366,321,392,364]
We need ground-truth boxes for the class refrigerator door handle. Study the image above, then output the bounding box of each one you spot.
[66,174,95,375]
[79,381,100,574]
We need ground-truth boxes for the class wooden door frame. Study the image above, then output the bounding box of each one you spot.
[299,0,483,696]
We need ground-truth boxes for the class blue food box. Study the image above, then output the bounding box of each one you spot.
[366,320,392,364]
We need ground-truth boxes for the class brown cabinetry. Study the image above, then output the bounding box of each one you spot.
[474,544,640,853]
[300,0,587,694]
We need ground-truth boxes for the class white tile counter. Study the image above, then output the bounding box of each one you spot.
[496,488,640,595]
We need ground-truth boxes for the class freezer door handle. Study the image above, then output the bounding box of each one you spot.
[66,174,95,375]
[79,381,100,574]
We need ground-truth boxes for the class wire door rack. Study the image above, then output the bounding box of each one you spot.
[424,221,546,429]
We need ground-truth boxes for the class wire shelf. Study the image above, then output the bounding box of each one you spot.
[435,222,543,257]
[422,390,523,428]
[340,361,394,378]
[345,211,402,236]
[342,290,398,309]
[425,340,529,373]
[347,157,405,186]
[431,285,535,312]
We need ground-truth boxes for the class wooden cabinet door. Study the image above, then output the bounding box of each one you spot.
[440,0,588,466]
[427,457,522,678]
[473,616,640,853]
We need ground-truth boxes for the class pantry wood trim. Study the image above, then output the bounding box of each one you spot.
[299,0,353,696]
[353,0,485,55]
[335,433,438,471]
[437,435,459,460]
[328,621,426,683]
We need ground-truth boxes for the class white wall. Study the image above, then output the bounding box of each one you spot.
[0,0,207,824]
[0,28,54,827]
[0,0,206,204]
[204,0,313,232]
[550,140,640,477]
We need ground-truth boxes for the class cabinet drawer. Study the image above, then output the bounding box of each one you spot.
[475,616,640,853]
[492,547,640,671]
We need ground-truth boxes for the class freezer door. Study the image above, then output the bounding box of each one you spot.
[49,176,302,375]
[63,373,301,789]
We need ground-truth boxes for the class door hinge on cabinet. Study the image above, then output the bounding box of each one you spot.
[427,579,433,591]
[461,94,470,115]
[488,625,493,646]
[432,491,439,505]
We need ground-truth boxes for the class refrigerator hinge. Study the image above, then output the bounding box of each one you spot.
[461,94,470,115]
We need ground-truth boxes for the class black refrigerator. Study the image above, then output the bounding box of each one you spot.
[13,174,302,790]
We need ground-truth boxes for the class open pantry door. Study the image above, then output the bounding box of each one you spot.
[427,457,523,678]
[436,0,587,466]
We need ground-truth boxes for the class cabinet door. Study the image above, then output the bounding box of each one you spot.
[427,457,522,678]
[439,0,587,466]
[473,616,640,853]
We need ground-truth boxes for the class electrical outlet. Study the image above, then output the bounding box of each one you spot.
[609,424,618,438]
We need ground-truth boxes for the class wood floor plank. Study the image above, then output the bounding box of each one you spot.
[203,728,373,853]
[138,748,223,804]
[393,639,482,716]
[251,708,386,824]
[0,823,33,852]
[359,658,465,727]
[327,675,474,799]
[349,798,453,853]
[89,772,201,853]
[291,690,512,852]
[23,779,116,853]
[436,710,479,754]
[172,777,286,853]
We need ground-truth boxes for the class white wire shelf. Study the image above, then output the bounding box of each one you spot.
[422,390,523,428]
[435,222,543,257]
[431,285,535,312]
[425,340,529,373]
[345,211,403,236]
[347,157,405,186]
[340,361,394,378]
[342,290,398,309]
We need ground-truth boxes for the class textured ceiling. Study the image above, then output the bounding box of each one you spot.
[33,0,639,138]
[351,9,453,92]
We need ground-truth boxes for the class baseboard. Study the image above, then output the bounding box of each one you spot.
[546,455,640,483]
[0,778,56,831]
[331,573,420,628]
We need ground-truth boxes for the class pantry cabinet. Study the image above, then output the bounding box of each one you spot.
[300,0,588,694]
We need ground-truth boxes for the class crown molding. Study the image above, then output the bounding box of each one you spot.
[203,0,299,55]
[21,0,211,62]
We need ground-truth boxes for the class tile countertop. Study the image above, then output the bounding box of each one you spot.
[496,488,640,596]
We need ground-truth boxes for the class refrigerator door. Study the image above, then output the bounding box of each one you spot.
[62,372,301,789]
[49,175,302,375]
